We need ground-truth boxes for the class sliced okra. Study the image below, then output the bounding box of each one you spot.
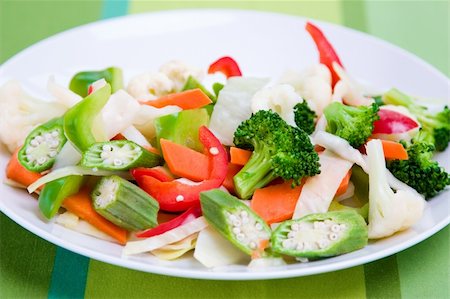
[92,175,159,231]
[81,140,162,171]
[18,117,67,172]
[271,210,368,259]
[200,189,271,255]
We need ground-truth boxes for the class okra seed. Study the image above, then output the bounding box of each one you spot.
[49,140,59,148]
[232,227,241,234]
[324,219,332,225]
[255,223,263,231]
[287,231,296,239]
[30,139,39,147]
[236,233,245,241]
[113,159,123,166]
[51,131,59,137]
[331,224,341,232]
[241,217,249,224]
[282,239,293,249]
[209,147,219,155]
[249,242,257,249]
[175,195,184,202]
[100,152,109,159]
[26,154,34,162]
[43,133,51,140]
[102,145,112,152]
[291,223,299,231]
[229,214,237,222]
[26,147,33,154]
[232,220,242,227]
[37,157,47,165]
[35,136,44,143]
[329,233,338,241]
[240,211,248,218]
[318,240,329,249]
[314,221,325,229]
[49,151,57,158]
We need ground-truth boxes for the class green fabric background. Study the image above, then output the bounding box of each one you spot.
[0,1,449,298]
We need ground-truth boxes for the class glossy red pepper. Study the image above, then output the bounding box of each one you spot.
[305,22,343,88]
[136,206,202,238]
[131,167,173,182]
[208,56,242,78]
[132,126,228,212]
[373,109,419,134]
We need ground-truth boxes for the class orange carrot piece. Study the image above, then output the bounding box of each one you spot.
[62,188,128,245]
[251,181,303,224]
[222,163,243,194]
[144,88,212,110]
[6,148,43,188]
[380,139,409,160]
[230,147,252,166]
[160,138,209,182]
[335,169,352,197]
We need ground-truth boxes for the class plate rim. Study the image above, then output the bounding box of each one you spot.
[0,8,449,280]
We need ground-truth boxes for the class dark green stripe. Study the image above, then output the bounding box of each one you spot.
[364,255,402,299]
[341,0,368,32]
[0,213,56,298]
[48,248,90,299]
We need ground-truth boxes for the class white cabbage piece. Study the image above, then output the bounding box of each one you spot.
[279,64,332,116]
[366,139,425,239]
[0,80,67,153]
[151,233,198,261]
[209,77,269,146]
[293,150,353,218]
[47,76,82,108]
[251,84,303,126]
[332,63,374,107]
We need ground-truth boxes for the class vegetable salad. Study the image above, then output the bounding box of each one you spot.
[2,22,449,268]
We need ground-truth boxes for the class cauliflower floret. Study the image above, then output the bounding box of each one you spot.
[366,139,425,239]
[0,80,67,153]
[332,63,374,107]
[279,64,332,116]
[127,72,174,102]
[127,60,205,103]
[159,60,204,91]
[251,84,302,127]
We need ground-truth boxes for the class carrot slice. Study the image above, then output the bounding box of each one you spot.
[335,169,352,197]
[251,181,303,224]
[230,147,252,166]
[160,138,209,182]
[144,88,212,110]
[380,139,409,160]
[6,148,43,188]
[62,188,128,245]
[222,163,243,194]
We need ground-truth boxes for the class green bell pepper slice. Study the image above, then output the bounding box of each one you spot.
[64,84,111,152]
[154,108,210,152]
[38,175,84,219]
[69,66,123,97]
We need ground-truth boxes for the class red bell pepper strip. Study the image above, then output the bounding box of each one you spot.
[136,206,202,238]
[305,22,343,88]
[373,109,419,134]
[131,167,173,182]
[208,56,242,78]
[132,126,228,212]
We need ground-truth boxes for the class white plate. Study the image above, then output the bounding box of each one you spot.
[0,9,449,280]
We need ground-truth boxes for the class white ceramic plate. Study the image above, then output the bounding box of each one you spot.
[0,10,449,280]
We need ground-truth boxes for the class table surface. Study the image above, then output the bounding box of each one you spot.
[0,1,449,299]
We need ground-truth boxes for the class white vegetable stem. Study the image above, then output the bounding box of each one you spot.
[293,150,353,219]
[27,166,131,193]
[124,217,208,255]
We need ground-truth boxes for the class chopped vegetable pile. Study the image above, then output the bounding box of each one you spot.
[1,22,449,269]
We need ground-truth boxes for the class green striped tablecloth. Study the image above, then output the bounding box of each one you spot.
[0,1,448,298]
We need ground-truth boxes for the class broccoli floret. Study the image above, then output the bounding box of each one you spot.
[386,132,450,199]
[233,110,320,199]
[323,102,379,148]
[293,101,316,135]
[383,88,450,151]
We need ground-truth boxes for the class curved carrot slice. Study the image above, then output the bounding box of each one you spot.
[335,169,352,197]
[62,188,128,245]
[6,148,43,188]
[230,147,252,166]
[380,139,409,160]
[144,89,212,110]
[160,138,209,182]
[251,181,303,224]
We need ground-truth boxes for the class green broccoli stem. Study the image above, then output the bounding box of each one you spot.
[233,148,278,200]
